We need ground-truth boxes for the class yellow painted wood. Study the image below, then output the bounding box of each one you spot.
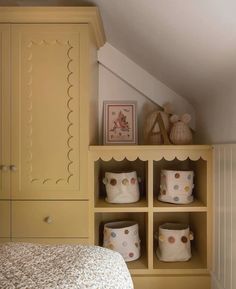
[206,151,213,270]
[11,24,87,200]
[0,8,103,272]
[152,249,208,274]
[78,24,99,203]
[0,7,106,48]
[147,160,154,270]
[153,199,207,212]
[0,24,10,199]
[89,145,212,283]
[132,275,211,289]
[0,201,10,237]
[88,153,96,244]
[12,201,89,238]
[89,146,213,165]
[90,144,212,152]
[0,238,10,243]
[94,198,148,212]
[12,238,90,245]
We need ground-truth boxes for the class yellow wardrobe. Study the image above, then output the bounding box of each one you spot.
[0,7,105,244]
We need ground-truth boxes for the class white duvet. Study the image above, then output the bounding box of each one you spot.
[0,243,133,289]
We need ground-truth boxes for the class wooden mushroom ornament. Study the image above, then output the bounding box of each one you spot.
[169,113,193,145]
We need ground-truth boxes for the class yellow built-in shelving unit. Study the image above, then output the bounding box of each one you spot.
[88,145,212,289]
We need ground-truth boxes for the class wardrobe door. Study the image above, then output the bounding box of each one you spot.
[0,24,10,200]
[0,201,10,238]
[11,24,84,199]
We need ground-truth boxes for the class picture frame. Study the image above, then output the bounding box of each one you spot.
[103,101,138,145]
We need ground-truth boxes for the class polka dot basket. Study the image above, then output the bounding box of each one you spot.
[103,171,140,204]
[103,221,141,262]
[156,223,194,262]
[158,170,194,204]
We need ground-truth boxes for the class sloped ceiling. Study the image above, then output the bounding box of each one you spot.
[2,0,236,105]
[91,0,236,105]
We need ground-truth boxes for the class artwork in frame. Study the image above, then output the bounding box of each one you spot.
[103,101,138,145]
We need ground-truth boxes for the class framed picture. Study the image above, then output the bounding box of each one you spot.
[103,101,137,145]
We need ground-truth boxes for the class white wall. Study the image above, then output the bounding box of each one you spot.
[196,90,236,144]
[98,44,196,129]
[98,64,160,144]
[98,43,196,145]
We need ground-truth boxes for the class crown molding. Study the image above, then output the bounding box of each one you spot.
[0,7,106,48]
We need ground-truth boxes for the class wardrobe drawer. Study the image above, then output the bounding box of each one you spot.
[0,238,10,243]
[12,201,89,238]
[0,201,10,237]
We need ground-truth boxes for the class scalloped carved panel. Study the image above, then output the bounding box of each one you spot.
[89,146,212,162]
[11,24,81,199]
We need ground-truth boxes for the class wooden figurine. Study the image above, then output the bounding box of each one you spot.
[145,103,172,145]
[169,114,193,145]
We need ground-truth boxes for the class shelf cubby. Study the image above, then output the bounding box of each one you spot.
[153,212,207,271]
[94,158,148,209]
[153,158,207,209]
[94,212,149,271]
[89,145,212,283]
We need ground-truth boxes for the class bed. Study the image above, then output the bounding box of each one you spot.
[0,243,134,289]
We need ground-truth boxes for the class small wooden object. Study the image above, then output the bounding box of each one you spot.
[156,112,171,145]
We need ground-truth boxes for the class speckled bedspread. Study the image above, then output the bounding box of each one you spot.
[0,243,133,289]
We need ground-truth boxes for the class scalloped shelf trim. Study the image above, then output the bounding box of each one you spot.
[89,145,211,162]
[92,155,208,162]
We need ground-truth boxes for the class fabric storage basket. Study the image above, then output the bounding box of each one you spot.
[158,169,194,204]
[103,221,141,262]
[103,171,140,203]
[156,223,194,262]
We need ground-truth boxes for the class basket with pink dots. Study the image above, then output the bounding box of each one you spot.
[155,223,194,262]
[103,171,140,204]
[158,169,194,204]
[103,221,141,262]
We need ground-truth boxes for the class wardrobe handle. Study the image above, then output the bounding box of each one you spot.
[0,165,9,172]
[44,216,53,224]
[10,165,17,172]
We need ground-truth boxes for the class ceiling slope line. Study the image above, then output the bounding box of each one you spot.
[99,62,161,107]
[98,43,196,129]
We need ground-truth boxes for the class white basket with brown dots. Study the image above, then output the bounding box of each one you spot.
[156,223,194,262]
[103,221,141,262]
[103,171,140,204]
[158,170,194,204]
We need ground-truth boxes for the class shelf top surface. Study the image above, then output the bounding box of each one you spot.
[89,145,213,151]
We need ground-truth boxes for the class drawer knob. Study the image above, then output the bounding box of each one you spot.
[0,165,9,171]
[10,165,17,172]
[44,216,53,224]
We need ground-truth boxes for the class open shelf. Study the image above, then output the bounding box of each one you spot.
[153,158,207,207]
[153,248,207,273]
[153,212,207,270]
[90,145,212,282]
[127,250,148,271]
[153,199,207,212]
[94,158,148,208]
[94,212,148,270]
[94,197,148,212]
